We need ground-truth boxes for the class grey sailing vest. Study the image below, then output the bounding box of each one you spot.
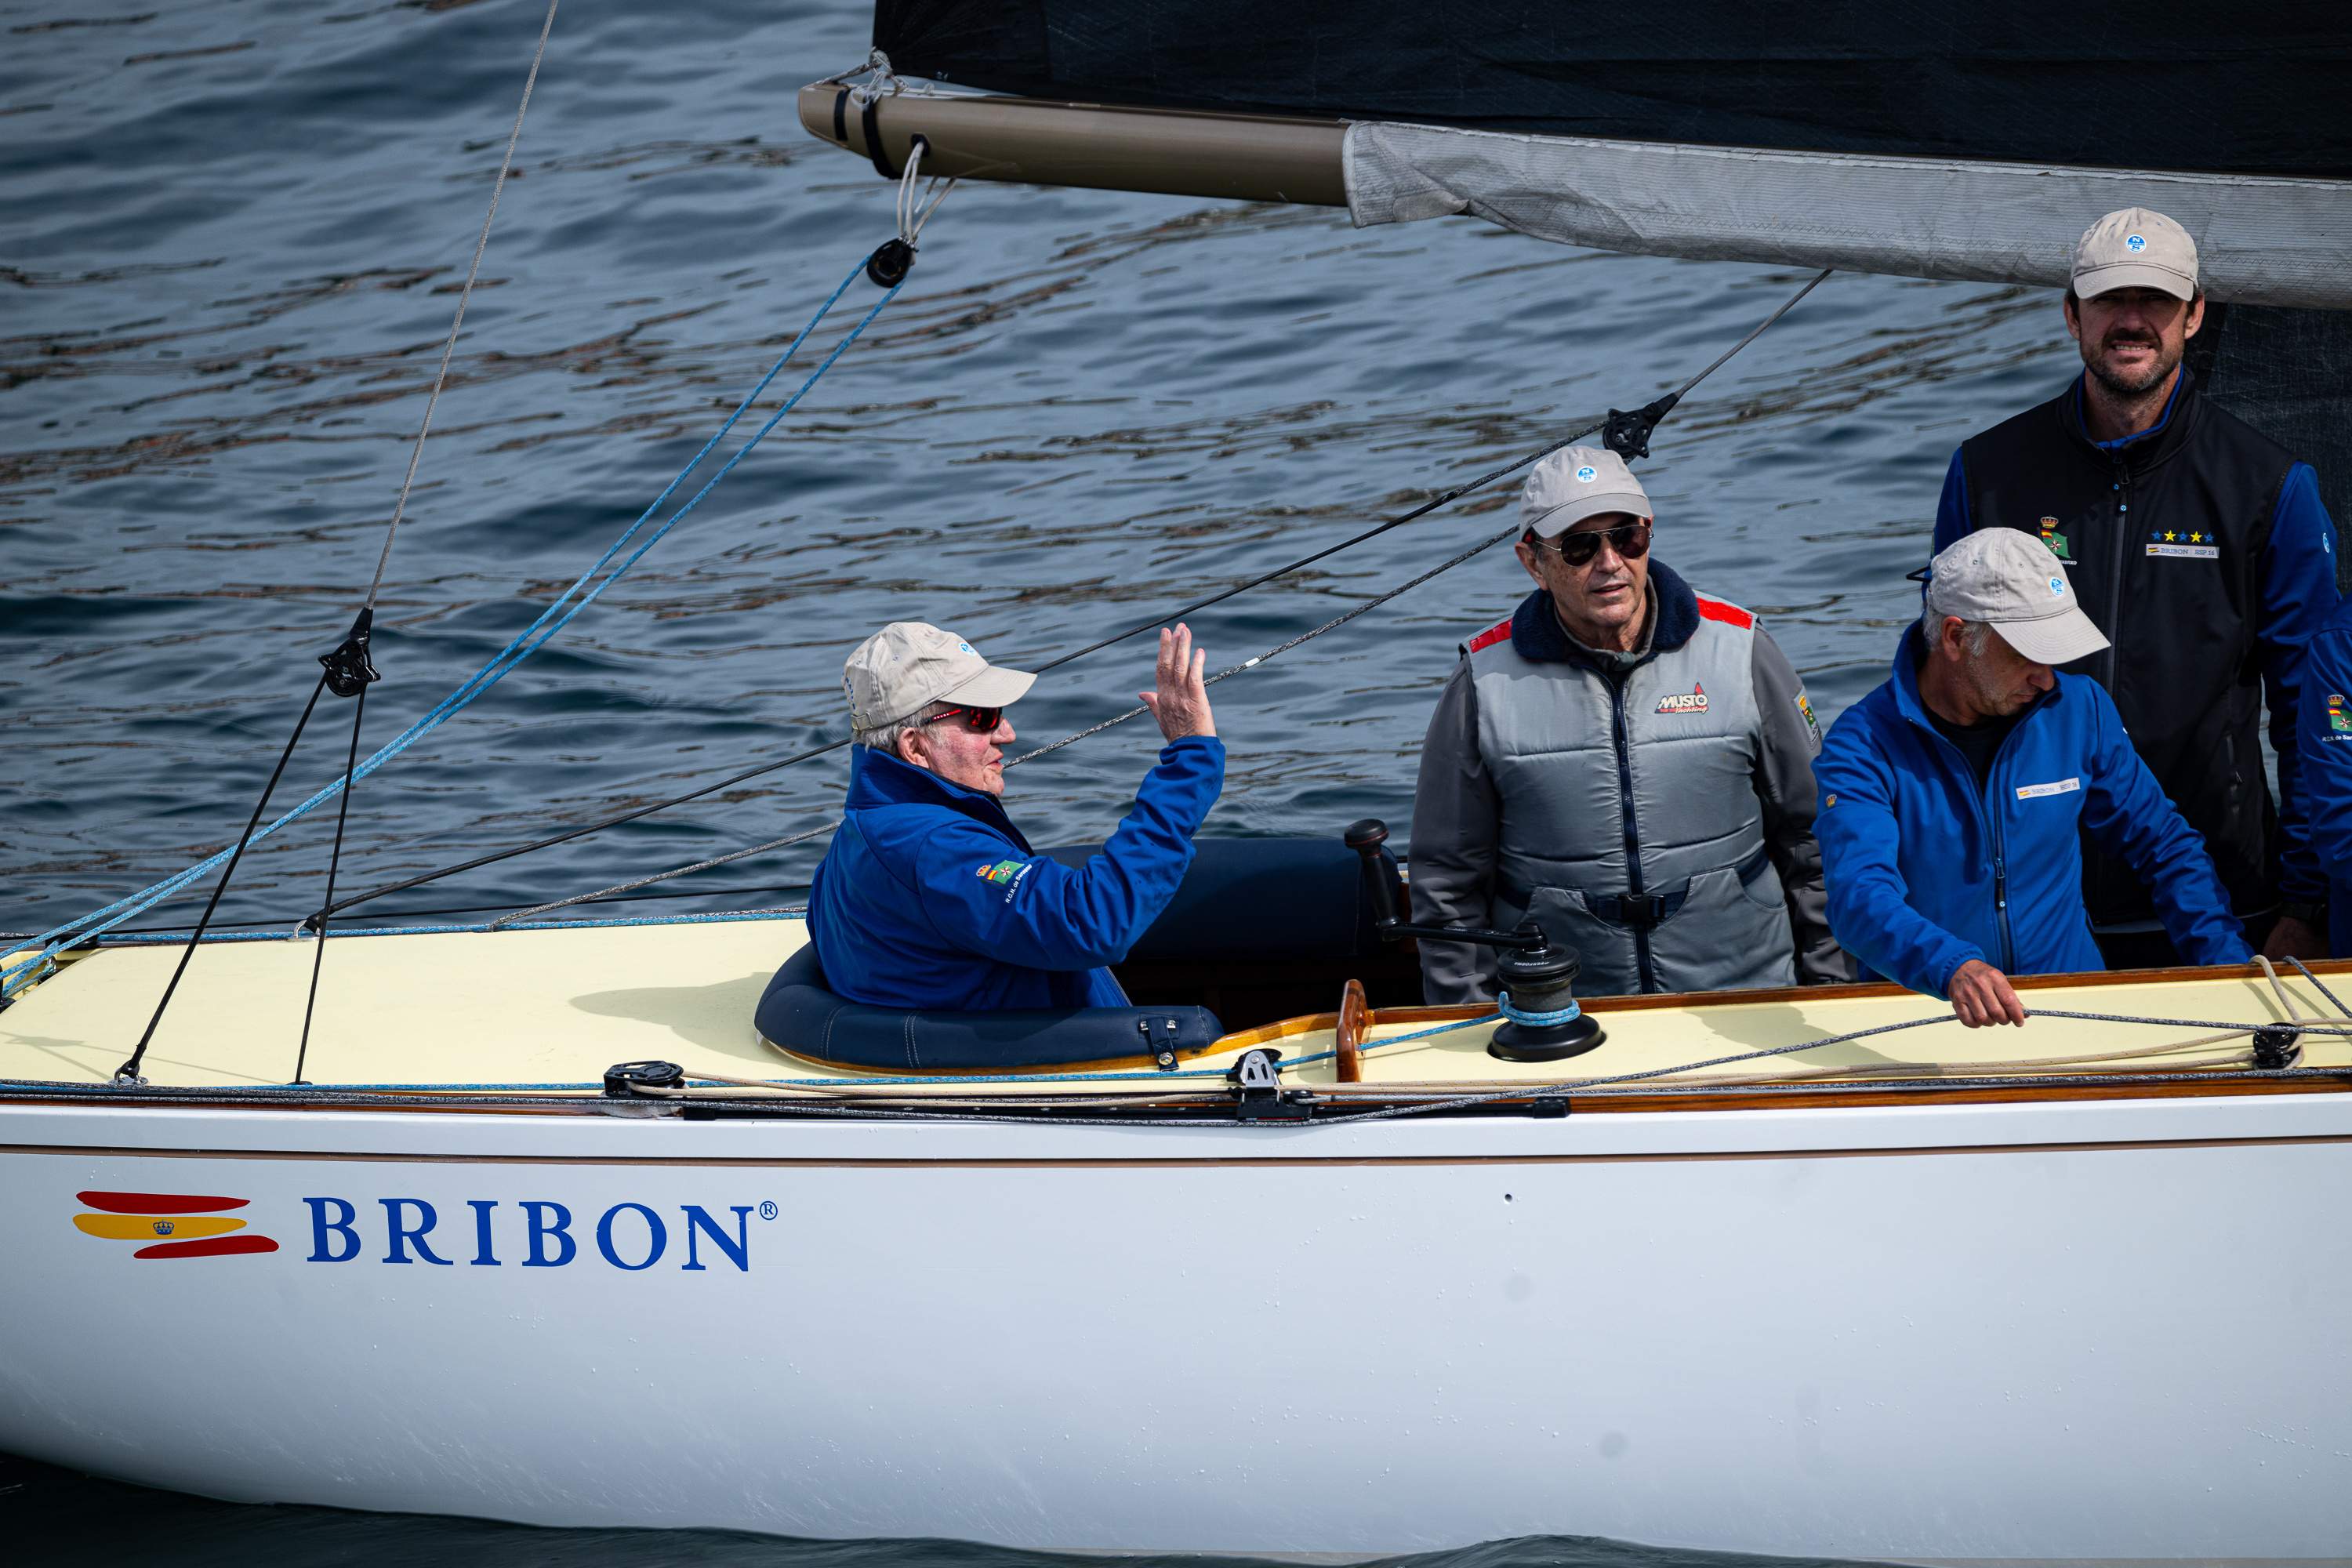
[1465,593,1792,996]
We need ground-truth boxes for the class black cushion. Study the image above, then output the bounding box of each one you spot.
[755,944,1225,1072]
[1043,835,1400,961]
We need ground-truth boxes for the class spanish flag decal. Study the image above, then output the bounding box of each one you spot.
[74,1190,278,1260]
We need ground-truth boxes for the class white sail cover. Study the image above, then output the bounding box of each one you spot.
[1345,122,2350,309]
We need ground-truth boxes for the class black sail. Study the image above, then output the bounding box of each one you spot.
[873,0,2352,178]
[863,0,2352,557]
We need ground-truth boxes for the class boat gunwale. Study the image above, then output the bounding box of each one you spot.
[5,1062,2350,1123]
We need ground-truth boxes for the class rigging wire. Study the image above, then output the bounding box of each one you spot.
[2,254,902,999]
[94,7,566,1067]
[485,516,1527,926]
[292,681,368,1084]
[368,0,558,610]
[316,267,1836,927]
[112,676,328,1083]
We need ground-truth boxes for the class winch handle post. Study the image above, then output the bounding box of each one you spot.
[1342,819,1603,1065]
[1342,819,1543,951]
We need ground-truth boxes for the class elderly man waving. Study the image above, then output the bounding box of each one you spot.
[808,621,1222,1011]
[1813,529,2249,1025]
[1410,445,1843,1001]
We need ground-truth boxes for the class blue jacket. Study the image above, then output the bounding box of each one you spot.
[1812,629,2249,998]
[1933,372,2340,910]
[2295,599,2352,956]
[808,737,1225,1011]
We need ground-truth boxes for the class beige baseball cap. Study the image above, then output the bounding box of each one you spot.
[1521,445,1651,539]
[844,622,1036,731]
[2071,207,2198,302]
[1925,528,2110,667]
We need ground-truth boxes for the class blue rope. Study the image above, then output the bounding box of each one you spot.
[5,256,896,999]
[1497,989,1581,1027]
[1274,1011,1501,1069]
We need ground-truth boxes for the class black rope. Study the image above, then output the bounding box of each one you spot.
[299,434,1593,927]
[2287,955,2352,1022]
[303,267,1835,927]
[114,672,330,1084]
[292,681,368,1084]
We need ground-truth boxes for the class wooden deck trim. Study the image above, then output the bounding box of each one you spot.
[8,1130,2351,1168]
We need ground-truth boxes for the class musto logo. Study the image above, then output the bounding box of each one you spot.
[73,1191,280,1260]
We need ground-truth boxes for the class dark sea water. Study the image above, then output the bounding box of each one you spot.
[2,0,2064,1559]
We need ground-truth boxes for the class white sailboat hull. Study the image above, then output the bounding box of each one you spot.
[5,1093,2349,1560]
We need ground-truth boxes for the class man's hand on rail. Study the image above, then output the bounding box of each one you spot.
[1948,958,2026,1028]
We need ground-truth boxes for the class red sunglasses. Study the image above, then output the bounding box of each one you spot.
[921,704,1004,733]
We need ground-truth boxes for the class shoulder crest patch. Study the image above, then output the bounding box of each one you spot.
[1465,618,1513,654]
[1693,595,1755,630]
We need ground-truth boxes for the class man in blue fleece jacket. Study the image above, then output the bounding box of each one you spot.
[808,619,1224,1011]
[1814,529,2249,1026]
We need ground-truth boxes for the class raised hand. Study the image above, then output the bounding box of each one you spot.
[1139,622,1215,742]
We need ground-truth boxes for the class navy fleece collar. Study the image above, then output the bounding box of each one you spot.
[1508,559,1700,669]
[846,745,1029,845]
[2065,365,2196,465]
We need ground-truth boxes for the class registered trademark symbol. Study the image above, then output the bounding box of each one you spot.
[757,1200,779,1221]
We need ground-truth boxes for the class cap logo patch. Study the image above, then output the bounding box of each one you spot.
[2049,575,2065,597]
[2125,234,2147,252]
[1656,682,1708,715]
[956,641,975,655]
[1575,465,1598,483]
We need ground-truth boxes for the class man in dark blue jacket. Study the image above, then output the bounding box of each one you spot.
[1930,207,2339,966]
[1816,529,2249,1025]
[808,619,1224,1011]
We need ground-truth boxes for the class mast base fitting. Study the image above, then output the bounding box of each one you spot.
[603,1059,685,1097]
[866,239,915,288]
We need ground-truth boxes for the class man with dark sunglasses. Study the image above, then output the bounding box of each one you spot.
[806,619,1224,1011]
[1410,445,1844,1001]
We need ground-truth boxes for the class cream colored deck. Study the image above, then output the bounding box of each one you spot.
[4,916,2349,1093]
